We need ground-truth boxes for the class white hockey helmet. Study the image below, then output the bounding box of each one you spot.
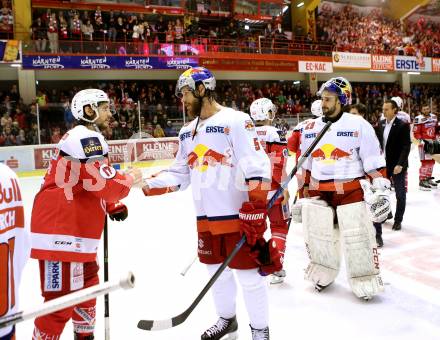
[250,98,277,121]
[311,100,323,117]
[391,96,403,110]
[71,89,110,123]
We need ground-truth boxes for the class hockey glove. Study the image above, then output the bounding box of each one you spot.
[239,201,267,246]
[423,139,436,154]
[250,238,283,276]
[360,178,391,223]
[107,201,128,221]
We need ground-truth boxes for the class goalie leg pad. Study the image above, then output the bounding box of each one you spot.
[302,203,341,288]
[336,202,384,299]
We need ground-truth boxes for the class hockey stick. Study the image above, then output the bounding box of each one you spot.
[137,120,332,331]
[180,255,198,276]
[0,272,135,329]
[104,217,110,340]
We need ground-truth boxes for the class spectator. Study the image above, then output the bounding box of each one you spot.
[115,16,126,41]
[1,125,16,146]
[165,22,175,44]
[81,19,94,41]
[153,123,166,138]
[155,16,167,43]
[31,17,47,52]
[175,18,184,43]
[16,129,26,145]
[47,12,59,53]
[0,2,13,39]
[35,90,48,107]
[164,120,177,137]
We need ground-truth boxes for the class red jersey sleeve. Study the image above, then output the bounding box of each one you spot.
[287,130,301,154]
[267,142,288,186]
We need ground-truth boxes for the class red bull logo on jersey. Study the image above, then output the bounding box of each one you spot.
[187,144,232,172]
[311,143,352,164]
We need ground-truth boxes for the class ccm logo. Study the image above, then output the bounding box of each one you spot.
[55,241,72,246]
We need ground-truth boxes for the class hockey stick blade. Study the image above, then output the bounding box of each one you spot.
[137,121,332,331]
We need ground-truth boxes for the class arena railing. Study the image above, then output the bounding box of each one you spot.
[22,34,333,57]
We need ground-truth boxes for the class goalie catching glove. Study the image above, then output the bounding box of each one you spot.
[360,178,391,223]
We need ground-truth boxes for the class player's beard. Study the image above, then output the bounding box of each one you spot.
[186,98,202,118]
[322,103,337,117]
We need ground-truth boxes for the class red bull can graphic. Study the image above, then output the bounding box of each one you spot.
[311,143,351,164]
[187,144,232,172]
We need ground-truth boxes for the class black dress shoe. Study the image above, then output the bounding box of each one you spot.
[376,234,384,248]
[392,222,402,231]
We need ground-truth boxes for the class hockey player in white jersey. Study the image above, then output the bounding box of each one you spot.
[250,98,289,284]
[142,67,279,340]
[0,163,29,340]
[292,77,391,300]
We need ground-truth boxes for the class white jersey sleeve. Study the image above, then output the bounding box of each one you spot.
[358,118,386,175]
[146,126,191,190]
[397,111,411,124]
[0,163,29,337]
[58,125,109,160]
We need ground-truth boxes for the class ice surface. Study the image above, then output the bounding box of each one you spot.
[15,146,440,339]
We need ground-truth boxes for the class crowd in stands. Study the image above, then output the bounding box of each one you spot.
[1,80,439,146]
[29,6,296,54]
[317,4,440,57]
[0,0,13,39]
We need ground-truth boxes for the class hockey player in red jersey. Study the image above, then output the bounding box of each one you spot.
[413,104,438,190]
[250,98,289,284]
[30,89,142,340]
[292,77,390,300]
[142,67,278,340]
[0,163,28,340]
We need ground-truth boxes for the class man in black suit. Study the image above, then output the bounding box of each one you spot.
[374,99,411,246]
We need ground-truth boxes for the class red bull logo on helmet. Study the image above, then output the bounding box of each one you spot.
[187,144,232,172]
[182,67,204,77]
[311,143,352,164]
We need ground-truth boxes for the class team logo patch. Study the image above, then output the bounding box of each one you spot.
[70,262,84,291]
[206,126,229,134]
[99,164,117,179]
[44,261,62,292]
[336,131,359,137]
[80,137,103,157]
[244,120,255,131]
[283,148,289,157]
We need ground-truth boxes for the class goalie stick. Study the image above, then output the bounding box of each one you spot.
[0,272,135,329]
[137,120,333,331]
